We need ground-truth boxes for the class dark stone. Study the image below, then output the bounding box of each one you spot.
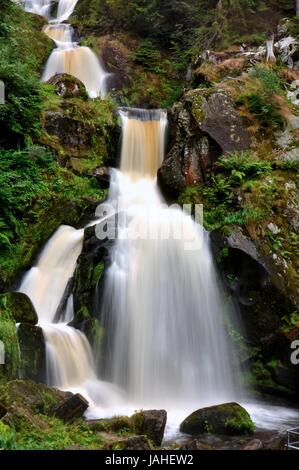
[53,393,89,423]
[182,439,215,450]
[180,403,254,436]
[17,324,46,383]
[0,292,38,325]
[132,410,167,446]
[93,166,111,188]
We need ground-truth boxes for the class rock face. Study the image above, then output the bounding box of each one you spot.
[17,324,46,383]
[180,403,254,436]
[158,89,251,196]
[132,410,167,446]
[71,218,113,346]
[211,227,299,396]
[0,292,38,325]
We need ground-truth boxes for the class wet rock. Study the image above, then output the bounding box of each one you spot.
[180,403,254,436]
[17,324,46,382]
[244,439,263,450]
[93,166,110,188]
[48,74,88,99]
[0,292,38,325]
[53,393,89,423]
[132,410,167,446]
[262,433,286,450]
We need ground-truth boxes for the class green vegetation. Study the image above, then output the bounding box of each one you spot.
[0,0,51,146]
[0,296,19,382]
[0,146,105,290]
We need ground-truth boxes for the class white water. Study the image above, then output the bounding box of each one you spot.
[16,106,299,440]
[55,0,79,23]
[24,0,51,18]
[23,0,108,98]
[42,43,108,98]
[24,0,78,22]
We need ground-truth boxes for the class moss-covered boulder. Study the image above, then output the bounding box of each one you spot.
[0,293,38,325]
[180,403,254,436]
[48,74,88,99]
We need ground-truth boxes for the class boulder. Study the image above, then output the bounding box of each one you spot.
[158,89,251,196]
[180,403,254,436]
[0,380,72,415]
[53,393,89,423]
[0,292,38,325]
[17,324,46,382]
[243,439,263,450]
[132,409,167,446]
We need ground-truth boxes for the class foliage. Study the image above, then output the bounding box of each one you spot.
[0,147,105,290]
[0,1,51,146]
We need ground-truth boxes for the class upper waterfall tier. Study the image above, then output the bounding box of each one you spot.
[24,0,79,23]
[119,108,168,180]
[42,45,108,98]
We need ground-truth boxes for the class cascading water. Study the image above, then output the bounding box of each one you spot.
[54,0,79,23]
[24,0,51,19]
[23,0,108,98]
[98,109,239,409]
[42,41,108,98]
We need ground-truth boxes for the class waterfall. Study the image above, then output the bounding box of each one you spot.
[16,106,241,432]
[42,42,108,98]
[24,0,51,18]
[55,0,79,23]
[23,0,108,98]
[99,109,239,409]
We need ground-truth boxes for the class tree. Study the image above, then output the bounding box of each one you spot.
[296,0,299,16]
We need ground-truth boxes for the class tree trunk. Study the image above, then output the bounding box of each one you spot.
[266,34,276,63]
[296,0,299,16]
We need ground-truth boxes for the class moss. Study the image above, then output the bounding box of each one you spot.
[91,261,105,288]
[224,406,255,435]
[0,298,19,382]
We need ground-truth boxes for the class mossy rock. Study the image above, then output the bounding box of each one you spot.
[0,380,72,416]
[17,324,46,383]
[180,402,254,436]
[0,293,38,325]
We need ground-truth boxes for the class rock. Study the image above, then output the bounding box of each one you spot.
[180,403,254,436]
[158,88,251,196]
[132,410,167,446]
[53,393,89,423]
[262,433,286,450]
[48,74,88,99]
[93,166,110,188]
[267,223,280,235]
[244,439,263,450]
[17,324,46,383]
[182,439,215,450]
[275,36,299,69]
[0,292,38,325]
[0,380,72,416]
[109,435,152,450]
